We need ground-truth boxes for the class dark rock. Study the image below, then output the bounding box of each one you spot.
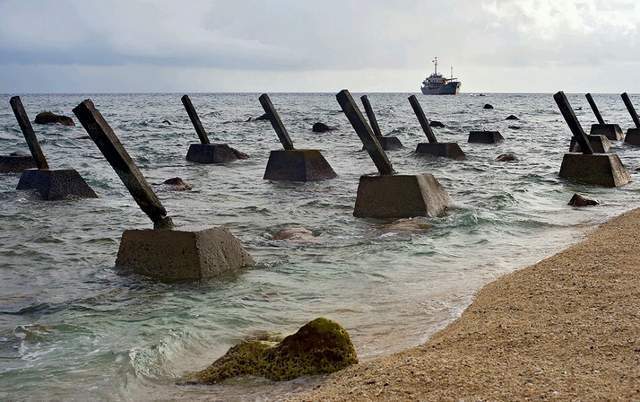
[230,147,249,160]
[508,126,521,130]
[272,226,317,243]
[312,122,336,133]
[483,104,494,110]
[496,153,517,162]
[505,115,519,120]
[246,113,270,122]
[161,177,192,191]
[186,317,357,384]
[568,193,599,207]
[429,120,445,128]
[34,111,75,126]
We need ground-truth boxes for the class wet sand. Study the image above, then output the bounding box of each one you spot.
[293,208,640,401]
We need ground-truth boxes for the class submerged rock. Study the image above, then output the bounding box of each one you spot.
[483,104,494,110]
[272,226,317,242]
[34,111,75,126]
[383,218,432,233]
[230,147,250,160]
[429,120,445,128]
[505,115,519,120]
[187,317,357,384]
[496,153,517,162]
[247,113,270,122]
[161,177,192,191]
[312,122,336,133]
[569,193,599,207]
[162,119,172,125]
[508,125,521,130]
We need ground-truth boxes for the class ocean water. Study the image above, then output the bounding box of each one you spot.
[0,92,639,401]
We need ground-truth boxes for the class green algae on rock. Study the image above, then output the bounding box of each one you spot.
[187,318,358,384]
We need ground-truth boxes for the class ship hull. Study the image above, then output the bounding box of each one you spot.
[421,81,461,95]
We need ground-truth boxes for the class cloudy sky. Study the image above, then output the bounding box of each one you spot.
[1,0,639,93]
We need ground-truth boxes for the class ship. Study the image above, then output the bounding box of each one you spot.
[420,57,461,95]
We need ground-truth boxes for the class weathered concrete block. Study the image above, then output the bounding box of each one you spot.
[468,131,504,144]
[361,136,403,151]
[0,153,35,173]
[116,227,254,281]
[559,153,630,187]
[415,142,466,160]
[624,128,640,146]
[570,135,611,153]
[186,143,239,164]
[16,169,98,200]
[353,174,450,218]
[590,124,624,140]
[264,149,337,181]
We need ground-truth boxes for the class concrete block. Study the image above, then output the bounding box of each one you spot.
[559,153,630,187]
[353,174,450,218]
[415,142,466,160]
[16,169,98,200]
[186,143,239,164]
[361,136,403,151]
[624,128,640,146]
[570,135,611,153]
[263,149,337,181]
[590,124,624,140]
[0,153,35,173]
[468,131,504,144]
[116,227,254,281]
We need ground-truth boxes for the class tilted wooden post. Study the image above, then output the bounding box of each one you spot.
[585,93,605,125]
[73,99,174,230]
[181,95,210,144]
[621,93,640,128]
[258,94,294,151]
[408,95,438,144]
[360,95,383,140]
[554,91,594,155]
[336,90,394,175]
[9,96,49,170]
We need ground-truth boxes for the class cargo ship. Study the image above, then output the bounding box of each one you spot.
[421,57,461,95]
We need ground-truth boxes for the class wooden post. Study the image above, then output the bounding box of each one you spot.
[9,96,49,170]
[73,99,174,230]
[181,95,210,144]
[336,89,394,175]
[585,93,605,125]
[258,94,294,151]
[621,93,640,128]
[554,91,594,155]
[408,95,438,143]
[360,95,383,140]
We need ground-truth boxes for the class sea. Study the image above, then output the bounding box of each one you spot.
[0,92,639,401]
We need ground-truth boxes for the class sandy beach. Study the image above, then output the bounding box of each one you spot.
[293,208,640,401]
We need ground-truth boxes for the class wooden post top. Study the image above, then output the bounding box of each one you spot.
[585,93,605,125]
[621,93,640,128]
[73,99,174,230]
[9,96,49,170]
[181,95,211,145]
[408,95,438,144]
[259,94,294,151]
[554,91,594,155]
[336,89,394,175]
[360,95,383,140]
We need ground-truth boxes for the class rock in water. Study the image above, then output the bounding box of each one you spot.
[230,147,250,159]
[34,111,75,126]
[505,115,519,120]
[496,153,517,162]
[569,193,599,207]
[429,120,445,128]
[161,177,192,191]
[508,125,521,130]
[483,104,494,110]
[272,226,317,242]
[187,318,358,384]
[312,122,336,133]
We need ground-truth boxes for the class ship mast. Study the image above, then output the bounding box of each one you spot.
[432,57,438,75]
[451,66,453,79]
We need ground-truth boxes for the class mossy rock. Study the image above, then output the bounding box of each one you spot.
[186,318,357,384]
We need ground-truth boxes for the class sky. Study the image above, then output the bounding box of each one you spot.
[1,0,639,93]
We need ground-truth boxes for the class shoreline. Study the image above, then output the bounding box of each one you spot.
[291,208,640,401]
